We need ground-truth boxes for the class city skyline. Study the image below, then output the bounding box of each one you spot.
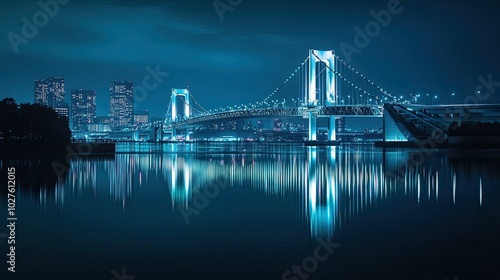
[2,0,500,119]
[32,77,141,131]
[71,88,96,131]
[27,74,386,132]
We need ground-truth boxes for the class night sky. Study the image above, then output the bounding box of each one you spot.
[1,0,500,119]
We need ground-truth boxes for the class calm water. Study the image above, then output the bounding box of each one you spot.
[0,143,499,280]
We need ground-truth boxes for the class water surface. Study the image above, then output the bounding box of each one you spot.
[0,143,499,279]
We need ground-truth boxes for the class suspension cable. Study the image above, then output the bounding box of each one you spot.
[261,56,310,104]
[164,97,172,123]
[189,91,209,113]
[334,55,396,101]
[176,95,204,115]
[311,52,387,103]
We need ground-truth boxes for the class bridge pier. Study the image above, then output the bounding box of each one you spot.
[171,128,177,141]
[308,112,317,141]
[185,128,190,141]
[328,116,336,141]
[156,126,164,142]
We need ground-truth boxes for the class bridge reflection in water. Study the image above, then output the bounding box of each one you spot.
[27,143,493,239]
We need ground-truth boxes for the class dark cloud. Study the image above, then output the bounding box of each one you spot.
[1,0,500,118]
[43,22,107,45]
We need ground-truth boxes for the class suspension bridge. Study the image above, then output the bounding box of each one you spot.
[161,49,500,144]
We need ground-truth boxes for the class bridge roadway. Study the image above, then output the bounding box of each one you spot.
[168,105,384,128]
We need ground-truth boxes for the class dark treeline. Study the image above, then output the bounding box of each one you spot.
[0,98,71,153]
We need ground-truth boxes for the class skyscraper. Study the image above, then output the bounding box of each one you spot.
[34,77,65,107]
[257,120,264,132]
[273,118,283,131]
[110,80,134,131]
[34,79,48,105]
[134,110,149,130]
[53,104,70,120]
[71,89,97,131]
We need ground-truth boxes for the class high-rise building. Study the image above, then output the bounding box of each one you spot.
[134,110,149,129]
[71,89,96,131]
[89,116,111,132]
[236,120,245,131]
[273,118,283,131]
[53,103,70,120]
[243,121,253,131]
[220,120,237,130]
[110,80,134,131]
[257,120,264,132]
[336,117,346,132]
[34,80,48,105]
[34,77,65,107]
[150,117,164,129]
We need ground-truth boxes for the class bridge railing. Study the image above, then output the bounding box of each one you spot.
[166,105,384,127]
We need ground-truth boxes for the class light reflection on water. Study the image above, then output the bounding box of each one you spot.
[3,143,497,240]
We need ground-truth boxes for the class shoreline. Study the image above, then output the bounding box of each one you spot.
[0,141,116,156]
[2,140,500,158]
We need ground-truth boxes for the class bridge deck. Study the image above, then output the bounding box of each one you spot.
[169,105,383,127]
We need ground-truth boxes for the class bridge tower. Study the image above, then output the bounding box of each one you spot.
[307,49,337,141]
[171,88,191,140]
